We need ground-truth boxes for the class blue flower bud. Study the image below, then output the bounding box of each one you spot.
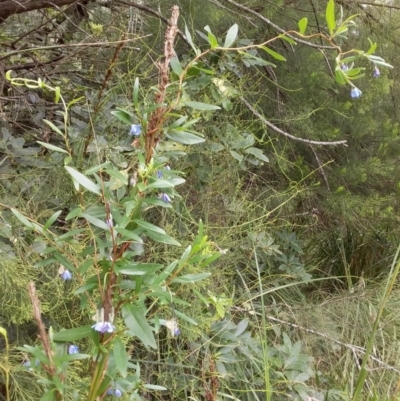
[341,64,349,71]
[373,66,380,78]
[160,193,171,203]
[91,321,115,333]
[129,124,142,136]
[114,389,122,397]
[61,269,72,280]
[350,87,362,99]
[68,344,79,354]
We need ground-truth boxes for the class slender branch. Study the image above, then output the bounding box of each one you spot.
[358,1,400,10]
[220,0,335,50]
[310,145,330,190]
[240,96,347,147]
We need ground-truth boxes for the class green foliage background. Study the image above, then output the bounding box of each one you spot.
[1,0,400,400]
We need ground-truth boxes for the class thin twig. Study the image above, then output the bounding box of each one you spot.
[310,145,330,190]
[240,96,347,147]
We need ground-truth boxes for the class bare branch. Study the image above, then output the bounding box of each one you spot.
[240,96,347,147]
[0,0,81,22]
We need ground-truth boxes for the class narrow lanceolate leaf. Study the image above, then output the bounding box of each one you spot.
[65,166,101,195]
[43,119,63,136]
[53,325,93,342]
[43,210,62,230]
[166,130,205,145]
[224,24,238,48]
[185,24,199,55]
[260,46,286,61]
[122,304,156,349]
[114,228,143,243]
[184,101,221,111]
[133,219,166,234]
[170,56,183,75]
[37,141,69,154]
[326,0,336,36]
[113,337,128,378]
[80,213,109,230]
[133,77,139,108]
[11,208,33,228]
[110,109,134,125]
[171,272,211,283]
[298,18,308,34]
[145,230,181,246]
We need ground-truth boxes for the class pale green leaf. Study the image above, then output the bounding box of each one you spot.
[184,101,220,111]
[65,166,101,195]
[224,24,238,48]
[37,141,69,154]
[53,326,93,342]
[171,272,211,283]
[122,304,156,349]
[43,119,63,136]
[113,337,128,378]
[166,130,205,145]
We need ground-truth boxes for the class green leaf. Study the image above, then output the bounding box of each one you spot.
[105,169,128,186]
[171,272,211,283]
[65,207,82,220]
[366,39,377,56]
[170,56,183,75]
[326,0,336,36]
[298,18,308,34]
[53,251,75,271]
[224,24,238,48]
[245,147,269,163]
[116,263,164,276]
[133,219,166,234]
[185,24,199,55]
[65,166,101,195]
[11,208,33,228]
[133,77,139,108]
[113,337,128,378]
[146,230,181,246]
[204,25,219,48]
[37,141,69,154]
[174,309,197,325]
[166,130,205,145]
[43,210,62,230]
[143,197,172,208]
[184,101,220,111]
[143,384,167,391]
[85,162,111,175]
[146,179,175,189]
[111,109,134,125]
[122,304,156,349]
[335,68,347,85]
[260,46,286,61]
[53,325,93,342]
[230,150,243,163]
[81,213,109,230]
[114,228,143,242]
[67,96,84,109]
[43,119,63,136]
[75,282,97,294]
[278,34,297,45]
